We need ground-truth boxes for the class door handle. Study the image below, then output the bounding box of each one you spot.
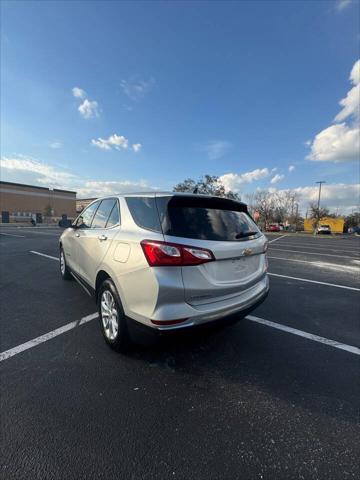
[75,233,80,238]
[98,235,107,241]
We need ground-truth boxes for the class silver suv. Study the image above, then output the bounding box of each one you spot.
[59,193,269,350]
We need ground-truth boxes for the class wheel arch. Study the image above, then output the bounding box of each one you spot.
[95,270,111,302]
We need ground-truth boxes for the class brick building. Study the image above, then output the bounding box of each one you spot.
[0,181,76,223]
[76,197,96,213]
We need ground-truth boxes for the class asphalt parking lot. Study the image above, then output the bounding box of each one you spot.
[1,227,359,480]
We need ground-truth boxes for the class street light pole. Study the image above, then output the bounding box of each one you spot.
[315,181,326,233]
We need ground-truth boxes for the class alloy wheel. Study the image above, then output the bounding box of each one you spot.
[101,290,119,340]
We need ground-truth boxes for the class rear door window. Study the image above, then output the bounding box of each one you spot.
[92,198,117,229]
[156,196,260,241]
[106,201,120,228]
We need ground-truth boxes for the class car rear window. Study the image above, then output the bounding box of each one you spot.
[156,196,260,241]
[126,197,161,232]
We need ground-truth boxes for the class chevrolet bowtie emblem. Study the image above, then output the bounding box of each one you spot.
[243,248,253,256]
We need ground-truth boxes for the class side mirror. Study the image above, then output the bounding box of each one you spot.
[72,216,83,229]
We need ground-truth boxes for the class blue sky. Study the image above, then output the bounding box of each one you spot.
[1,0,359,212]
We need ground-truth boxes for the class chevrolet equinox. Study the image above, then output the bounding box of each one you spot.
[59,193,269,351]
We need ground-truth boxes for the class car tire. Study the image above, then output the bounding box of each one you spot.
[98,279,132,352]
[60,247,72,280]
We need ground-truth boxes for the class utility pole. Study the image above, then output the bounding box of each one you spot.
[315,181,326,233]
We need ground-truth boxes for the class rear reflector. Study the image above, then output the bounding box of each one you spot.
[151,318,188,326]
[141,240,215,267]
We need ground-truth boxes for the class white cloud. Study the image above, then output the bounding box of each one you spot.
[120,77,155,102]
[0,155,154,197]
[200,140,232,160]
[307,123,359,162]
[49,141,63,149]
[270,174,284,184]
[295,183,360,214]
[72,87,100,119]
[0,156,75,186]
[78,99,99,119]
[350,59,360,85]
[307,59,360,163]
[288,165,295,172]
[336,0,353,11]
[76,180,152,198]
[266,183,360,215]
[335,83,360,122]
[91,134,131,151]
[132,143,142,153]
[219,168,270,192]
[72,87,86,99]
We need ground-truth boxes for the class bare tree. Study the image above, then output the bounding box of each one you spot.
[274,190,299,224]
[251,189,300,229]
[252,190,275,228]
[244,192,256,216]
[308,202,330,232]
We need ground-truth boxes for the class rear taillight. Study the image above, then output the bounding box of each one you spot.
[141,240,215,266]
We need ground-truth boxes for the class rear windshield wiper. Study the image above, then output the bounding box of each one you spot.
[235,231,258,239]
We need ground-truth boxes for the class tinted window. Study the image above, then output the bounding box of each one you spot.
[76,201,100,229]
[92,199,117,228]
[157,196,260,241]
[126,197,161,232]
[106,201,120,228]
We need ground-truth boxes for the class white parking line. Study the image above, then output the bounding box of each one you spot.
[0,232,25,238]
[16,230,60,236]
[268,272,360,291]
[246,315,360,356]
[30,250,59,261]
[30,249,359,291]
[0,313,98,362]
[1,311,358,362]
[268,256,360,274]
[270,242,360,254]
[268,247,356,259]
[268,235,285,243]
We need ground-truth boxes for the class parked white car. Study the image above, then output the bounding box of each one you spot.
[59,193,269,351]
[317,224,331,235]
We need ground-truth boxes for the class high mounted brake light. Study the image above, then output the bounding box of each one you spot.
[141,240,215,267]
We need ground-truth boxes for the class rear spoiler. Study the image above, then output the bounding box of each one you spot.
[163,195,248,213]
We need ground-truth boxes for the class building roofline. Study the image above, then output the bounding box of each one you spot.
[0,180,76,194]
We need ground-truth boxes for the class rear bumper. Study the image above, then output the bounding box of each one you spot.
[127,275,269,342]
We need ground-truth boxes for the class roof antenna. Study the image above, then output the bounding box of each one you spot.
[193,186,198,194]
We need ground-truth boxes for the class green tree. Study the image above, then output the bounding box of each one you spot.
[44,204,53,217]
[173,175,241,201]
